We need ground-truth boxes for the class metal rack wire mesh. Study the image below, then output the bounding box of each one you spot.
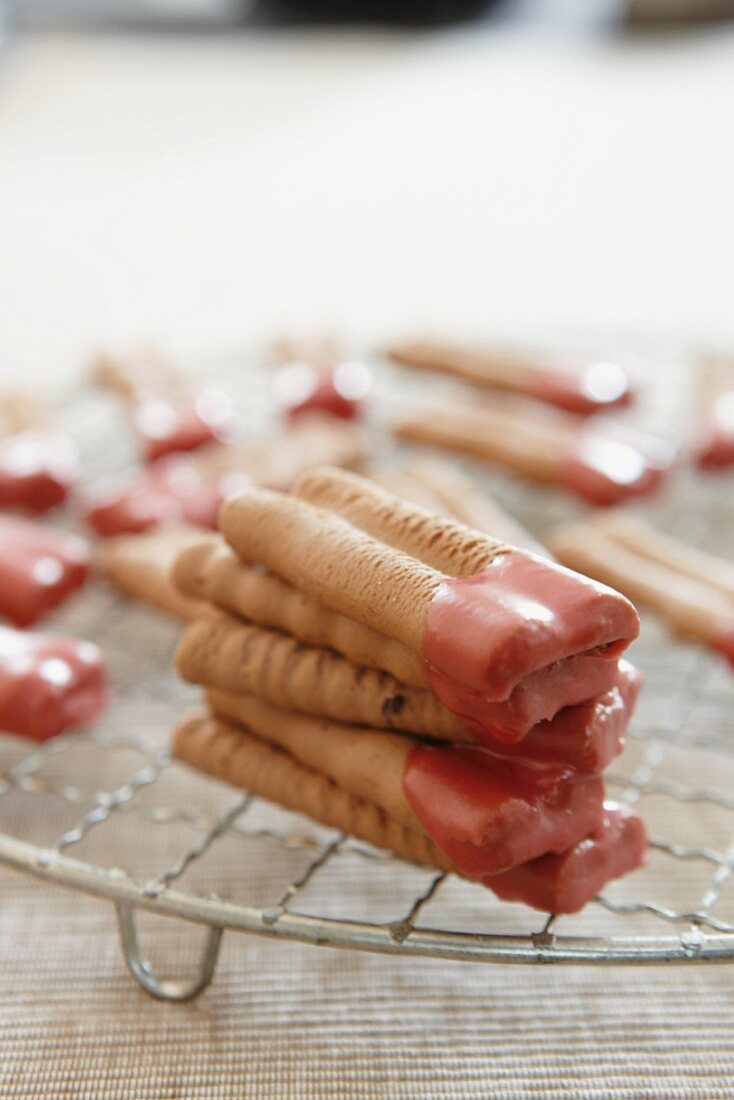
[1,345,733,1001]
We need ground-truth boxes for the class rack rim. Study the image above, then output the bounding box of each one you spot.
[2,831,733,968]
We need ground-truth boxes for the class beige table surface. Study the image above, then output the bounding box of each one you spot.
[2,27,734,1100]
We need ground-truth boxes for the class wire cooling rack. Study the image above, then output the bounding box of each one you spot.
[1,345,734,1001]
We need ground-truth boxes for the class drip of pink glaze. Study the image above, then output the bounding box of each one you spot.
[532,359,633,415]
[0,431,78,515]
[84,459,223,537]
[0,626,107,740]
[134,389,234,464]
[712,620,734,670]
[403,744,605,877]
[275,360,371,422]
[422,550,639,742]
[473,660,642,774]
[487,802,647,914]
[561,423,674,506]
[696,427,734,470]
[695,392,734,470]
[0,517,91,627]
[452,653,620,745]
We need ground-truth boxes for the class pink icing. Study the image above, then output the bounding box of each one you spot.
[403,745,604,876]
[561,424,674,506]
[0,431,78,515]
[276,361,371,422]
[0,518,91,627]
[134,389,234,464]
[84,459,224,537]
[695,392,734,470]
[487,802,647,913]
[452,653,621,744]
[532,359,633,414]
[423,550,639,741]
[712,620,734,670]
[0,626,107,740]
[474,660,642,774]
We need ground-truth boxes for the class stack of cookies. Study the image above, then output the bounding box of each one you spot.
[171,467,647,914]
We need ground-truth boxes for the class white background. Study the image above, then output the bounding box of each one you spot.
[0,25,733,382]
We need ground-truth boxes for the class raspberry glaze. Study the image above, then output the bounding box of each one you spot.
[0,627,107,740]
[0,517,91,627]
[423,549,639,742]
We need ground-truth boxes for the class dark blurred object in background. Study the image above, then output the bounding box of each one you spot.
[250,0,493,24]
[628,0,734,21]
[15,0,734,28]
[17,0,496,29]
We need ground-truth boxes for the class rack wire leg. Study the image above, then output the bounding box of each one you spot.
[115,902,223,1002]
